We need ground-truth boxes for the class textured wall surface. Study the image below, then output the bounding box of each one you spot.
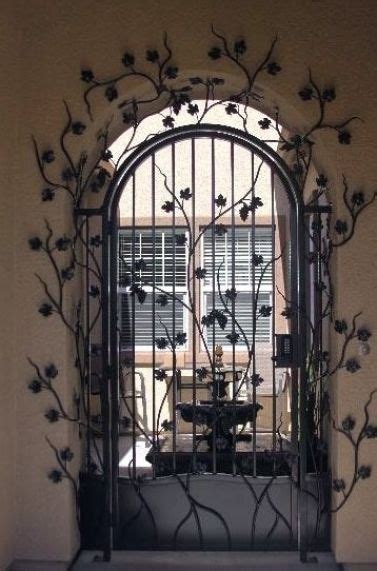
[1,0,377,568]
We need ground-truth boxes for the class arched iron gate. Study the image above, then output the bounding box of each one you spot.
[79,124,330,558]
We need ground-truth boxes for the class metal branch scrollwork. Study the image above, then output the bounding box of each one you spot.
[27,28,377,550]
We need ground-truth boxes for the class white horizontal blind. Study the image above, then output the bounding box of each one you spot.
[205,292,272,346]
[118,228,186,287]
[120,292,185,348]
[202,227,273,290]
[202,226,273,347]
[118,228,187,348]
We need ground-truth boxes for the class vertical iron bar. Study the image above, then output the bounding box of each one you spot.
[299,207,308,561]
[101,214,112,560]
[85,216,91,472]
[191,138,197,470]
[251,152,257,478]
[211,136,217,474]
[152,154,156,478]
[315,205,324,460]
[131,175,136,481]
[172,143,177,474]
[271,171,277,452]
[110,211,120,547]
[230,141,236,476]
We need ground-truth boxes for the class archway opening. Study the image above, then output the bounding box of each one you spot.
[81,103,331,553]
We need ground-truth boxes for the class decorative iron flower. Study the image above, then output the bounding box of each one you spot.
[154,369,167,381]
[216,310,227,330]
[71,121,86,135]
[29,237,43,251]
[89,285,100,298]
[60,447,74,462]
[358,465,372,480]
[45,364,58,378]
[234,39,247,55]
[161,419,174,431]
[195,267,207,279]
[214,224,227,236]
[172,92,190,115]
[345,358,360,373]
[208,46,222,60]
[105,85,118,102]
[357,328,371,342]
[252,254,264,266]
[175,332,187,346]
[259,305,272,317]
[351,192,365,207]
[225,102,237,115]
[226,331,240,345]
[55,236,71,251]
[298,86,313,101]
[101,149,113,161]
[162,115,175,129]
[364,425,377,439]
[45,409,60,423]
[341,415,356,432]
[61,266,75,281]
[129,284,147,304]
[175,234,187,246]
[316,174,328,188]
[334,319,347,334]
[266,62,281,75]
[156,337,168,350]
[281,307,293,319]
[332,478,346,492]
[156,294,168,306]
[239,202,250,221]
[28,379,42,394]
[251,373,264,387]
[41,187,55,201]
[196,367,208,380]
[123,112,136,125]
[258,118,271,130]
[187,103,199,116]
[322,88,336,102]
[90,234,102,247]
[225,287,237,301]
[48,469,63,483]
[180,187,192,200]
[201,314,214,327]
[81,69,94,83]
[39,303,53,317]
[146,49,159,63]
[161,200,174,213]
[334,219,348,235]
[214,194,226,207]
[122,52,135,67]
[42,150,55,163]
[165,66,179,79]
[338,130,351,145]
[249,196,263,211]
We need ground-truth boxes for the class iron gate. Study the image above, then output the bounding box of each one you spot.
[79,125,330,556]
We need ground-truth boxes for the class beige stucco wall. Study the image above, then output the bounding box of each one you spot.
[1,0,377,567]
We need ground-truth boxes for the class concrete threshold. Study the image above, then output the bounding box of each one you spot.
[74,551,341,570]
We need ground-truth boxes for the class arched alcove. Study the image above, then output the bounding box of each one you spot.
[78,104,331,554]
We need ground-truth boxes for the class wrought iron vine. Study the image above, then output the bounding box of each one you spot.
[27,28,377,550]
